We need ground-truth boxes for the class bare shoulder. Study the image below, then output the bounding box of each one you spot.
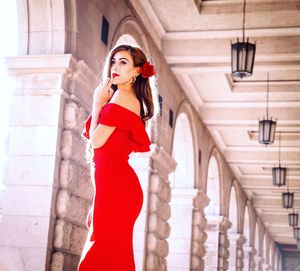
[109,90,141,116]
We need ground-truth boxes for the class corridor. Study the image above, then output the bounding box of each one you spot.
[0,0,300,270]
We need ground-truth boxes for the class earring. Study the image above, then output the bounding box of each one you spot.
[132,75,137,84]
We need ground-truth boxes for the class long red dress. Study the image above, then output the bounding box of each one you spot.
[78,103,151,271]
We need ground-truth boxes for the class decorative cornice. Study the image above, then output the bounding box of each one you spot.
[4,54,75,75]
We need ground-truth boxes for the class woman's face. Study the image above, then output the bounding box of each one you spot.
[110,50,139,86]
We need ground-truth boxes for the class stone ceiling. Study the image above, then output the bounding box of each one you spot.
[129,0,300,251]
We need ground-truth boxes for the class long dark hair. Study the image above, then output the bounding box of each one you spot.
[102,44,155,124]
[84,45,158,162]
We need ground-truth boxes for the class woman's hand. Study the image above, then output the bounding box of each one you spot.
[93,77,114,107]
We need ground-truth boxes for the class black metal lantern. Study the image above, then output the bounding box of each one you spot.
[231,0,256,78]
[289,212,299,227]
[231,39,256,78]
[259,73,276,145]
[259,119,276,145]
[272,132,287,186]
[294,227,300,239]
[282,192,294,209]
[272,166,287,187]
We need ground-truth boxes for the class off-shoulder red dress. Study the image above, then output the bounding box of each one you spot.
[77,103,151,271]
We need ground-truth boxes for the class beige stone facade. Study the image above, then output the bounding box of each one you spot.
[0,0,299,270]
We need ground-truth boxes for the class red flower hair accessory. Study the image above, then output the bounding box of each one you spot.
[139,62,156,79]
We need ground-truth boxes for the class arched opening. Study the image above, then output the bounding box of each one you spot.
[228,185,238,271]
[254,221,259,270]
[270,242,275,269]
[263,232,268,266]
[204,155,221,270]
[112,33,157,137]
[274,248,280,271]
[112,34,152,270]
[205,156,220,215]
[115,34,140,47]
[167,112,196,270]
[169,113,194,188]
[243,205,251,271]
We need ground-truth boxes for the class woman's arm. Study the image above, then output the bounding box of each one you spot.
[89,78,115,148]
[90,110,116,148]
[90,90,140,148]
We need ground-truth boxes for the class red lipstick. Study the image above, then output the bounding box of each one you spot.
[112,73,120,78]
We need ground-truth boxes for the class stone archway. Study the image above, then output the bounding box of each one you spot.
[228,185,238,271]
[110,32,154,270]
[262,232,270,270]
[19,0,73,55]
[167,112,197,271]
[242,205,251,271]
[270,241,275,270]
[204,154,221,270]
[111,16,150,54]
[253,221,260,270]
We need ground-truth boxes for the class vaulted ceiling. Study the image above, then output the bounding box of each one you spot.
[129,0,300,251]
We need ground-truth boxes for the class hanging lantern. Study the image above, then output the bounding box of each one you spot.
[288,212,299,227]
[272,166,287,187]
[282,192,294,209]
[259,119,276,145]
[272,131,287,187]
[258,73,276,145]
[294,227,300,239]
[231,39,256,78]
[231,0,256,79]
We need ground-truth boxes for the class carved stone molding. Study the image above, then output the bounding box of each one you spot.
[218,217,232,271]
[249,247,257,271]
[151,144,177,178]
[145,145,175,271]
[191,190,209,270]
[236,235,247,271]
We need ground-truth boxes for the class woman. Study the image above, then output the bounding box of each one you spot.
[77,44,156,271]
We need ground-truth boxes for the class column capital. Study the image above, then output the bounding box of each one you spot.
[244,245,255,254]
[194,190,210,210]
[219,216,232,232]
[255,255,264,264]
[262,263,271,271]
[237,234,247,247]
[5,54,75,75]
[151,144,177,176]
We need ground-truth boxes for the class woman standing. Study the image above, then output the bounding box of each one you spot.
[78,44,156,271]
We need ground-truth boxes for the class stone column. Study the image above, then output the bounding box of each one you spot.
[50,58,99,271]
[0,55,95,271]
[218,217,232,271]
[191,190,209,271]
[262,263,272,271]
[243,246,254,271]
[249,247,257,271]
[145,145,176,271]
[167,187,198,271]
[129,151,152,270]
[236,235,246,271]
[203,215,223,270]
[255,256,264,271]
[227,233,239,271]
